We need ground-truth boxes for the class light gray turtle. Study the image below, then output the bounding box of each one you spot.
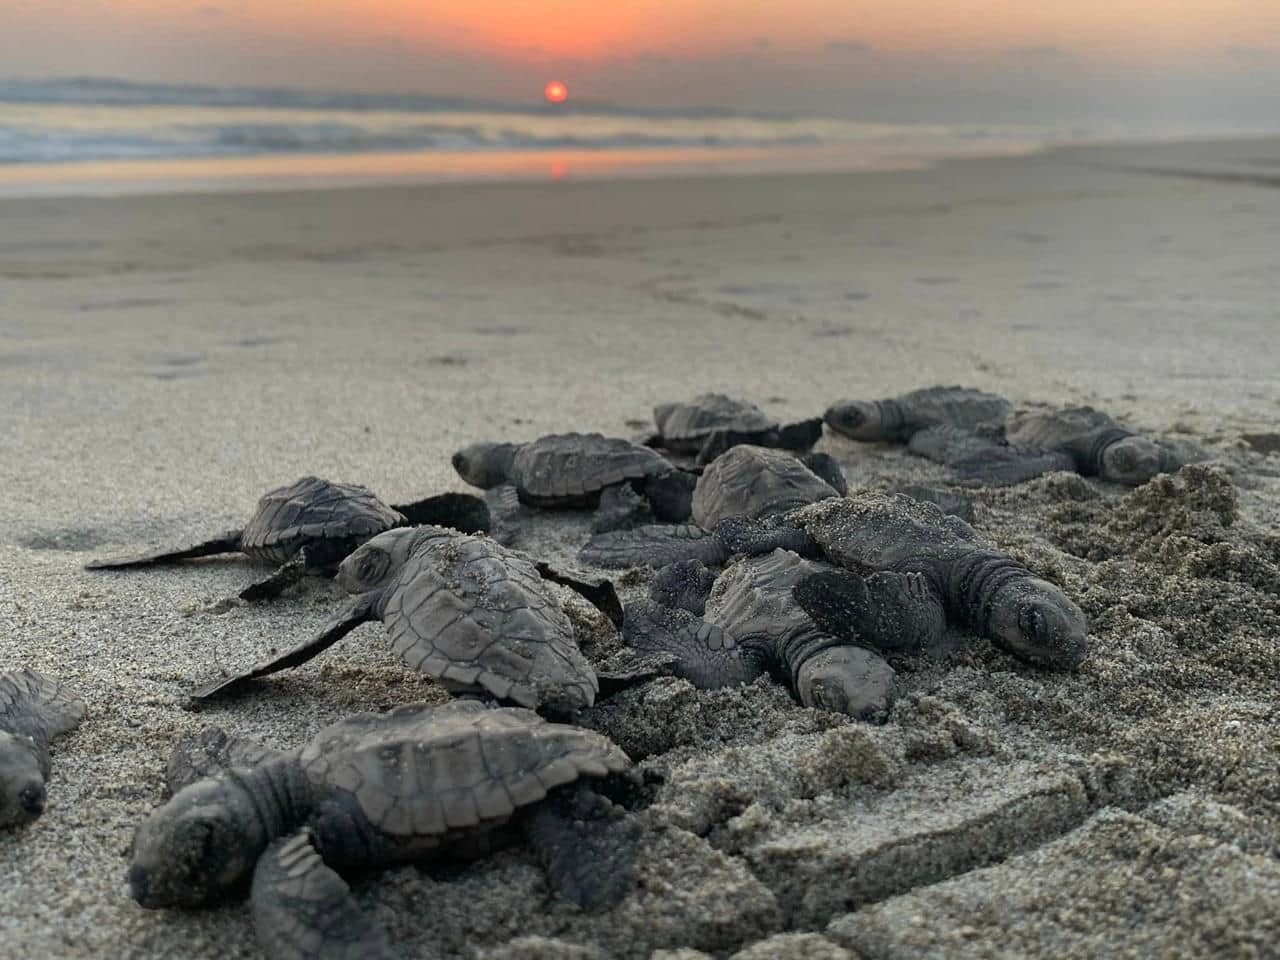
[623,550,943,721]
[825,386,1011,443]
[190,526,605,714]
[648,393,824,465]
[735,493,1088,669]
[453,432,697,540]
[129,700,637,959]
[908,407,1184,487]
[578,445,840,570]
[0,669,85,827]
[86,476,490,602]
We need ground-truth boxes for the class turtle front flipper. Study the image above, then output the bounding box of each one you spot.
[579,524,730,570]
[774,417,825,452]
[694,428,757,466]
[622,600,765,689]
[792,570,946,655]
[85,529,243,570]
[592,648,681,698]
[252,830,391,960]
[166,728,288,794]
[1,668,86,739]
[188,594,376,704]
[534,562,624,629]
[484,485,523,545]
[390,492,491,534]
[950,447,1077,487]
[522,782,640,910]
[643,469,697,522]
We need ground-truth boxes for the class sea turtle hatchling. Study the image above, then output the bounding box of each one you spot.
[623,550,944,720]
[647,393,824,465]
[0,669,86,827]
[735,493,1088,669]
[451,432,697,541]
[578,445,841,569]
[908,406,1186,487]
[825,385,1012,443]
[86,476,490,602]
[128,700,638,960]
[190,526,611,713]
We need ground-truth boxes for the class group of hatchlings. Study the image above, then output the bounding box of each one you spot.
[3,385,1194,958]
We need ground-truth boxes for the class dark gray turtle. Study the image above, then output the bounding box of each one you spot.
[190,525,604,714]
[745,493,1088,668]
[908,408,1184,487]
[649,393,823,465]
[825,386,1011,442]
[86,476,490,602]
[129,700,637,959]
[0,669,85,827]
[623,550,943,720]
[452,432,697,539]
[578,446,839,570]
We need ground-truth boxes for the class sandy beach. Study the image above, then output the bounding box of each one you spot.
[2,137,1278,959]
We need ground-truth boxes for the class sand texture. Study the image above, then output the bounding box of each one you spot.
[1,138,1278,958]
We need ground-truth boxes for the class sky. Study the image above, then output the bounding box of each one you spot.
[4,1,1280,127]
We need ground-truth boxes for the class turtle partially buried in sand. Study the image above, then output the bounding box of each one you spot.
[591,492,1088,671]
[908,406,1188,487]
[0,669,86,827]
[129,701,638,960]
[646,393,824,465]
[825,385,1012,443]
[624,550,941,721]
[451,432,698,542]
[85,476,490,602]
[190,525,626,713]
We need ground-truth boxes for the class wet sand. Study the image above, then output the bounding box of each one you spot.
[1,137,1278,958]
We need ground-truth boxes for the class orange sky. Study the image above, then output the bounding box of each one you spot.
[4,1,1279,120]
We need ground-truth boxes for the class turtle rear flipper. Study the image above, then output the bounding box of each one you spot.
[523,782,640,911]
[188,594,376,705]
[239,551,310,603]
[390,492,490,535]
[252,830,391,960]
[793,570,945,655]
[85,529,243,570]
[950,447,1077,487]
[166,728,288,794]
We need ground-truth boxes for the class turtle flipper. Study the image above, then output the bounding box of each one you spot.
[0,668,86,738]
[578,524,730,569]
[643,470,697,522]
[793,570,945,655]
[390,492,490,535]
[484,485,522,546]
[650,559,717,615]
[252,830,391,960]
[592,648,681,698]
[523,782,640,910]
[775,417,825,451]
[799,452,848,495]
[694,428,756,466]
[713,516,821,558]
[239,551,310,603]
[534,562,624,629]
[591,484,652,534]
[622,599,764,689]
[187,594,376,704]
[85,529,243,570]
[165,727,288,794]
[950,447,1077,487]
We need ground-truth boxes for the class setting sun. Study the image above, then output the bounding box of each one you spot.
[544,80,569,104]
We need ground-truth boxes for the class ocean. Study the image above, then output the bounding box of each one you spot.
[0,77,1064,196]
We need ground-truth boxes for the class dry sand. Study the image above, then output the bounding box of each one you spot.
[1,137,1278,959]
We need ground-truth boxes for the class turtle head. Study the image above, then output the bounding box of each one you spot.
[823,400,882,441]
[0,731,47,827]
[795,647,897,723]
[988,578,1088,669]
[1100,436,1163,486]
[128,776,267,908]
[338,526,451,594]
[451,442,516,489]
